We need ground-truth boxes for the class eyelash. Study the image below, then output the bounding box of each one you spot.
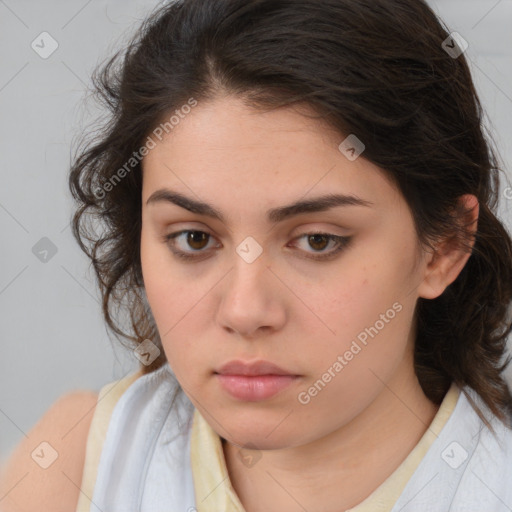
[162,230,352,262]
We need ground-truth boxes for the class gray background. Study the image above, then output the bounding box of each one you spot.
[1,0,511,467]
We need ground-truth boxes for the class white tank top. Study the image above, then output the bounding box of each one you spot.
[87,363,196,511]
[77,362,512,512]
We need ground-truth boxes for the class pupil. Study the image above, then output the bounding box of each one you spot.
[188,231,208,250]
[309,234,328,251]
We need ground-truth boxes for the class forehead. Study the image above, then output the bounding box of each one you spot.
[141,96,400,213]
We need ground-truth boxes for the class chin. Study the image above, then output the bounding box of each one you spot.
[219,415,303,449]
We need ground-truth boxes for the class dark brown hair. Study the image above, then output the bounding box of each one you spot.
[69,0,512,430]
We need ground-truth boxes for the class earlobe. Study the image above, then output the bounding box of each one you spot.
[417,194,479,300]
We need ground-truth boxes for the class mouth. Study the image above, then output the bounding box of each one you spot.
[214,359,301,401]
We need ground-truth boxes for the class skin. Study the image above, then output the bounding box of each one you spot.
[140,94,479,512]
[0,391,98,512]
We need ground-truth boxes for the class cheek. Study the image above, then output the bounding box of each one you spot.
[141,231,169,322]
[140,230,213,377]
[297,238,416,372]
[141,231,180,346]
[142,272,200,381]
[311,258,399,336]
[140,227,189,323]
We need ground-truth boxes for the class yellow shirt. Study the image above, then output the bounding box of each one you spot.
[77,373,459,512]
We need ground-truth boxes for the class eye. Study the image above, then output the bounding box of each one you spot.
[289,232,352,261]
[163,230,352,262]
[164,230,219,261]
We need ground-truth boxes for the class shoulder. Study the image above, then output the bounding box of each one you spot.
[0,390,99,512]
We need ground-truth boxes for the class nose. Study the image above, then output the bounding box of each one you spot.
[216,247,287,339]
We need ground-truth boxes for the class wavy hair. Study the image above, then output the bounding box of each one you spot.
[69,0,512,430]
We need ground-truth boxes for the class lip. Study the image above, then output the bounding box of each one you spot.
[214,360,300,401]
[216,374,299,401]
[215,359,296,376]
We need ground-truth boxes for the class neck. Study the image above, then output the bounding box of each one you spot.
[222,358,440,512]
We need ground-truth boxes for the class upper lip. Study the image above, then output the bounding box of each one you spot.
[215,360,297,376]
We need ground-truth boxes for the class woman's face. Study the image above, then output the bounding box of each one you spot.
[140,95,433,449]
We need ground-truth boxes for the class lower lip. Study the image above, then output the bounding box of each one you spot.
[215,374,299,401]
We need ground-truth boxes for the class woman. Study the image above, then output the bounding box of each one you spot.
[1,0,511,510]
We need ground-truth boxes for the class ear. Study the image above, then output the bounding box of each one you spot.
[417,194,479,300]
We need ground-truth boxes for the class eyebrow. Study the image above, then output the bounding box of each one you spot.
[146,188,373,224]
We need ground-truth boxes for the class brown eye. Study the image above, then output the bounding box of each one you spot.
[186,231,210,250]
[164,230,218,260]
[291,232,352,261]
[307,234,330,251]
